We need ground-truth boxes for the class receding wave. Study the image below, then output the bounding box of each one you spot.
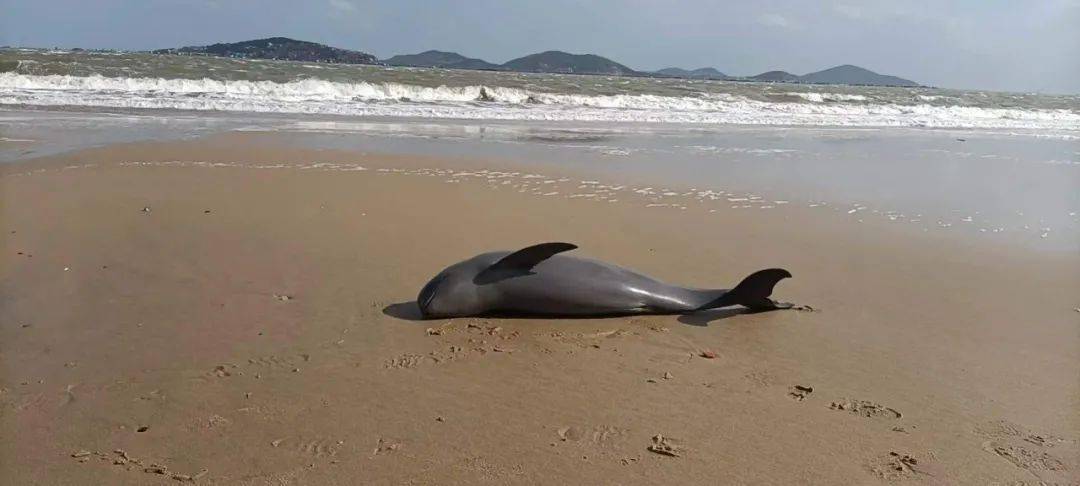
[2,73,1079,130]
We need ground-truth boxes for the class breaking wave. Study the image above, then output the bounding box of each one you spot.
[2,73,1079,130]
[782,92,867,102]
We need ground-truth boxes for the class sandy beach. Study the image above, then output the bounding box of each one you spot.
[1,133,1076,484]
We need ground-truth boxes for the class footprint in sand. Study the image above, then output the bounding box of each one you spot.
[10,390,65,414]
[788,385,813,401]
[385,351,457,370]
[300,438,344,458]
[385,330,523,369]
[457,455,526,482]
[555,424,629,448]
[271,437,344,458]
[194,353,317,384]
[372,438,403,456]
[550,425,636,463]
[551,425,633,462]
[829,399,902,419]
[189,414,230,431]
[975,419,1070,448]
[11,392,46,413]
[980,441,1066,475]
[975,419,1074,481]
[246,353,310,371]
[867,451,929,482]
[383,353,430,369]
[71,449,208,482]
[210,364,238,377]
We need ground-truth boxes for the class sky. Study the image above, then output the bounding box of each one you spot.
[2,0,1078,93]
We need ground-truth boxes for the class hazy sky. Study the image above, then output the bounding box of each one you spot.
[3,0,1078,93]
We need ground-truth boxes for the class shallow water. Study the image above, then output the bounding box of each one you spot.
[2,108,1076,254]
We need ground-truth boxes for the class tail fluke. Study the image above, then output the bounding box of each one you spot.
[697,268,792,311]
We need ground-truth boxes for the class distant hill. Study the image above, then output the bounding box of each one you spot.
[737,65,919,86]
[152,37,379,64]
[149,38,921,87]
[383,50,501,70]
[749,70,801,83]
[655,67,726,79]
[502,51,637,76]
[655,68,690,76]
[688,67,726,78]
[799,64,918,87]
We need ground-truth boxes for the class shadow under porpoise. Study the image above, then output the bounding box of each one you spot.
[382,300,777,326]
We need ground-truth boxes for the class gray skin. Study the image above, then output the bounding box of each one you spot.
[417,243,791,319]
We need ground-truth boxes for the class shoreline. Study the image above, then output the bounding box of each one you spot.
[2,134,1077,483]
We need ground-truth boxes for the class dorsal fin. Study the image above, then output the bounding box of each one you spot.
[474,242,577,285]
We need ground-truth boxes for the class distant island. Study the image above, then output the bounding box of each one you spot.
[748,70,801,83]
[383,50,502,71]
[385,49,636,76]
[151,37,920,87]
[654,67,727,79]
[151,37,379,65]
[500,51,637,76]
[795,65,918,87]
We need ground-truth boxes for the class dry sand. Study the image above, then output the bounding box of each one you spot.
[1,134,1077,484]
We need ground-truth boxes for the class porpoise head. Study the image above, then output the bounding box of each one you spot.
[416,258,489,319]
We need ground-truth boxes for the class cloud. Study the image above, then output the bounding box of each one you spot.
[832,4,864,20]
[757,13,792,28]
[328,0,356,12]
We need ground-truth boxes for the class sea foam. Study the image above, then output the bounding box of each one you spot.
[2,73,1079,131]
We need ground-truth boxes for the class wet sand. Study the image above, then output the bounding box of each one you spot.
[1,134,1077,484]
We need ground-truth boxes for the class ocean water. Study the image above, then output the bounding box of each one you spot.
[1,49,1077,252]
[2,49,1079,131]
